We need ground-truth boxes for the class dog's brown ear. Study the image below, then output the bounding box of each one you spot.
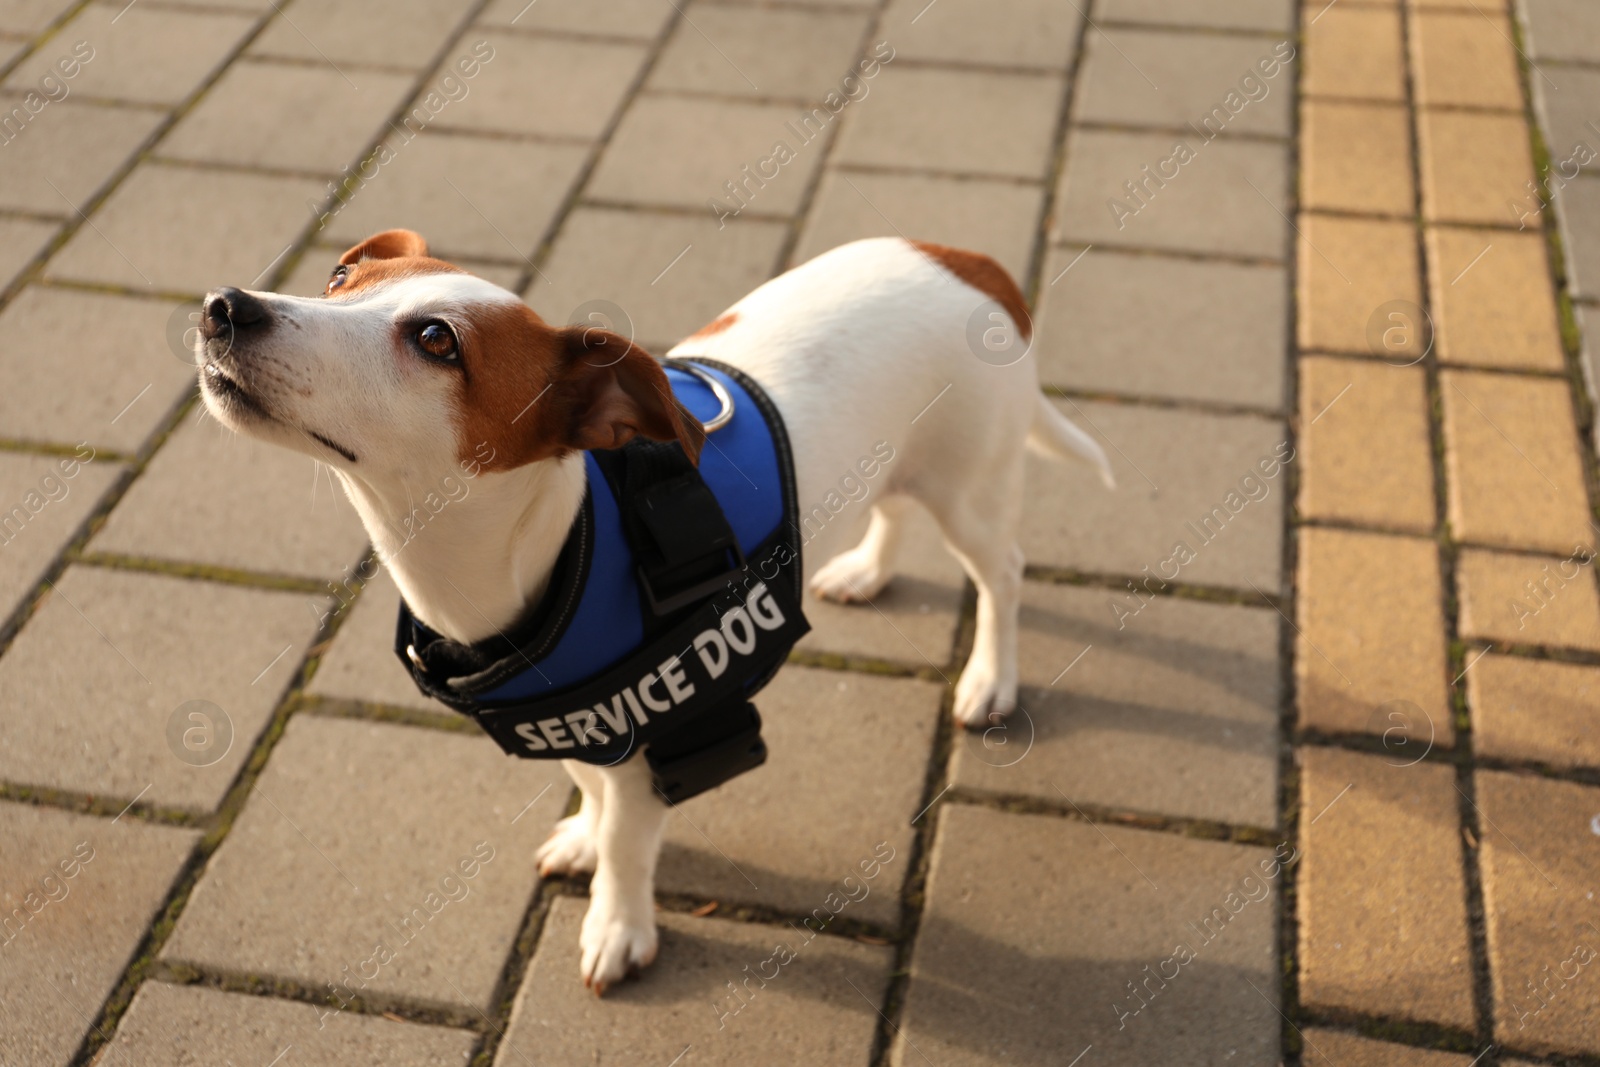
[558,327,706,464]
[339,229,429,265]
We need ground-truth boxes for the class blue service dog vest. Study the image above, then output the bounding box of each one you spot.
[394,359,809,803]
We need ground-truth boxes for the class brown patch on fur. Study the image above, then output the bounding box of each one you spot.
[910,240,1032,341]
[455,306,706,472]
[689,311,738,339]
[329,255,465,297]
[341,229,429,263]
[322,229,463,297]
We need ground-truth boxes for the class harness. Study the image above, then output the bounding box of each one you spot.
[394,359,809,804]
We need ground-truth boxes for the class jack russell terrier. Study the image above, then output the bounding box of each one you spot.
[197,229,1112,993]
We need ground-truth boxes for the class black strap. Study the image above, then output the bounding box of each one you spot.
[592,439,746,621]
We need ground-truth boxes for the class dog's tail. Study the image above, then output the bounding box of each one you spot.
[1027,395,1116,489]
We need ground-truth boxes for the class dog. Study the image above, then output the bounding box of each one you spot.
[197,229,1113,993]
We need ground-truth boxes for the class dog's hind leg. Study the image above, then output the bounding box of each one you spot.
[809,494,913,603]
[535,760,603,877]
[580,755,668,994]
[921,461,1026,728]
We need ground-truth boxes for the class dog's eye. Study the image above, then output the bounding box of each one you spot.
[326,266,349,295]
[417,321,459,362]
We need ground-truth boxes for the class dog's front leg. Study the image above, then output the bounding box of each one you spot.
[580,753,668,994]
[536,760,605,877]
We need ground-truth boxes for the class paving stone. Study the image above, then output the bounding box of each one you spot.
[832,65,1064,181]
[323,132,587,262]
[0,96,162,216]
[1476,770,1600,1055]
[0,287,195,452]
[1468,653,1600,771]
[1098,0,1292,31]
[1555,178,1600,303]
[0,803,197,1067]
[0,450,118,621]
[1297,214,1421,354]
[1457,547,1600,651]
[1430,229,1566,372]
[878,0,1081,69]
[308,569,442,714]
[1020,399,1289,592]
[499,896,891,1065]
[897,805,1281,1067]
[1522,0,1600,64]
[163,715,570,1012]
[249,0,469,69]
[47,162,323,296]
[1301,100,1414,216]
[432,31,646,139]
[0,0,73,36]
[3,2,255,106]
[951,582,1279,827]
[0,566,321,811]
[1441,370,1594,555]
[649,4,869,101]
[1419,110,1537,227]
[529,206,786,353]
[1054,128,1290,260]
[656,666,939,926]
[478,0,675,37]
[1529,62,1600,162]
[1035,246,1287,409]
[0,214,55,291]
[1302,4,1406,102]
[276,244,523,299]
[91,412,370,579]
[1076,27,1293,138]
[1298,746,1475,1029]
[796,503,965,669]
[591,95,832,214]
[1412,10,1524,110]
[106,981,476,1066]
[1299,1029,1476,1067]
[1296,528,1454,745]
[1299,356,1435,533]
[161,59,414,175]
[793,169,1043,281]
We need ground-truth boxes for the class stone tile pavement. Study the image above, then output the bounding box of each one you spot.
[0,0,1593,1065]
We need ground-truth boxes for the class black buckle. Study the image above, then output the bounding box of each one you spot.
[647,701,766,804]
[637,540,745,616]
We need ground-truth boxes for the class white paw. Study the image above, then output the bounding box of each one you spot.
[535,814,597,878]
[809,549,891,603]
[953,659,1017,728]
[579,897,658,996]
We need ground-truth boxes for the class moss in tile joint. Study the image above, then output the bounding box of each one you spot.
[944,786,1278,845]
[1024,562,1284,611]
[71,550,331,593]
[0,438,136,463]
[145,960,483,1031]
[784,647,947,682]
[0,780,200,828]
[295,695,484,736]
[1300,1009,1480,1054]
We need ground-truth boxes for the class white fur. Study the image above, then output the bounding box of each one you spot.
[200,237,1110,993]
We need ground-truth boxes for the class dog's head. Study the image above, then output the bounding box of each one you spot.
[196,229,705,481]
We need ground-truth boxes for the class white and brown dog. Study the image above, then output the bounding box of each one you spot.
[198,229,1112,993]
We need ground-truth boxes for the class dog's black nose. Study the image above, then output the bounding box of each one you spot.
[201,287,268,339]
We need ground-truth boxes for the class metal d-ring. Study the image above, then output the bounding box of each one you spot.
[672,361,734,433]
